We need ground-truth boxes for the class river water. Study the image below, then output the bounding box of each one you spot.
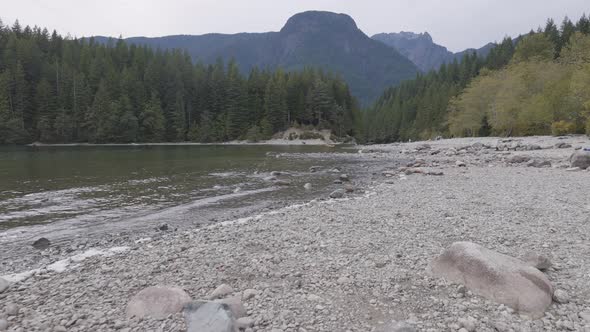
[0,144,368,246]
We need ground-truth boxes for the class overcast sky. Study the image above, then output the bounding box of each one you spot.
[2,0,588,52]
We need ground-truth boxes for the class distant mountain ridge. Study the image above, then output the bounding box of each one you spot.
[93,11,419,104]
[372,31,495,72]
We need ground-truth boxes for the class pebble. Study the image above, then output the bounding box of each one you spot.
[0,278,8,293]
[236,317,255,329]
[553,289,570,304]
[208,284,233,299]
[4,303,19,316]
[2,136,588,332]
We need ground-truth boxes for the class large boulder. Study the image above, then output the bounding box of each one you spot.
[570,150,590,169]
[126,286,191,319]
[184,301,235,332]
[431,242,553,318]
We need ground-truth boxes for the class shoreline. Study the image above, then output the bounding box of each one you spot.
[1,135,589,331]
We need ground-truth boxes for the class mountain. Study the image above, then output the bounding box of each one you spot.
[372,31,495,72]
[92,11,419,104]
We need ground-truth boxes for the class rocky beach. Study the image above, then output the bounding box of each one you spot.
[1,135,590,332]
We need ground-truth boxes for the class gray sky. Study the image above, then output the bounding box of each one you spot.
[2,0,588,51]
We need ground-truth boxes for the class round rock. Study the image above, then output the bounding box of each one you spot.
[126,285,191,319]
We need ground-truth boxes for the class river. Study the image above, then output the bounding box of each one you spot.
[0,144,370,250]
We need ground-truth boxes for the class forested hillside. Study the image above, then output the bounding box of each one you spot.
[362,15,590,143]
[0,19,359,144]
[94,11,419,105]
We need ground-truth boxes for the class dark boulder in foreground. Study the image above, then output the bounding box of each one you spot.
[126,286,191,319]
[32,237,51,250]
[431,242,553,318]
[570,150,590,169]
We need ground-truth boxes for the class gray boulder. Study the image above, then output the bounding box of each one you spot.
[184,301,235,332]
[431,242,553,318]
[126,286,191,319]
[570,150,590,169]
[0,319,7,331]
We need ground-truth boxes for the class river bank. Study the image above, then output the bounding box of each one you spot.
[1,135,590,332]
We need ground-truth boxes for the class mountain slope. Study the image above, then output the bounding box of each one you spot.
[93,11,419,104]
[372,32,494,72]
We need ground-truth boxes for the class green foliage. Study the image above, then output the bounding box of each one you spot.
[363,14,590,142]
[551,121,576,136]
[245,125,263,142]
[513,34,555,63]
[298,131,324,140]
[448,32,590,137]
[0,19,359,144]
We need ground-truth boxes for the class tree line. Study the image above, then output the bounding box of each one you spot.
[361,15,590,142]
[0,19,360,144]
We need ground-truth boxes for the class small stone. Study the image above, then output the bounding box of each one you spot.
[458,317,477,331]
[0,278,8,293]
[380,321,415,332]
[522,252,552,271]
[579,310,590,322]
[236,317,255,329]
[53,326,67,332]
[329,189,345,199]
[527,159,551,168]
[303,183,312,190]
[208,284,234,299]
[0,319,7,331]
[508,155,531,164]
[566,167,581,172]
[553,289,570,304]
[309,166,322,173]
[32,237,51,249]
[339,174,350,182]
[4,303,19,316]
[493,321,510,332]
[159,224,169,231]
[274,180,291,186]
[242,289,258,301]
[456,161,467,167]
